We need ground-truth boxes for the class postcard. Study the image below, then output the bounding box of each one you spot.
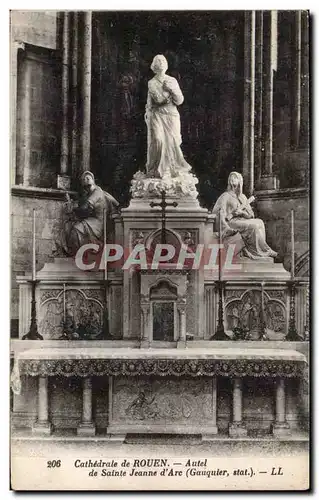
[10,10,310,491]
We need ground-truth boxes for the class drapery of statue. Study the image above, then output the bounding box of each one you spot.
[57,171,120,256]
[212,172,278,260]
[131,55,199,199]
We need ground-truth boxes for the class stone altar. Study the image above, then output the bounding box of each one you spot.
[11,345,307,440]
[10,54,309,442]
[11,165,309,439]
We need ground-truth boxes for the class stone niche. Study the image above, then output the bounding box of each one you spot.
[140,270,188,347]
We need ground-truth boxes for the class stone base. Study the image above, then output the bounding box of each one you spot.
[36,257,103,281]
[176,339,186,349]
[201,428,219,441]
[32,421,53,436]
[222,258,290,281]
[140,340,151,349]
[256,174,280,191]
[130,171,199,201]
[271,422,291,437]
[77,422,96,437]
[106,433,126,443]
[229,422,248,437]
[123,196,206,214]
[108,424,219,435]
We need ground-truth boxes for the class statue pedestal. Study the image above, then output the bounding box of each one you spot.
[224,257,291,281]
[130,171,199,202]
[121,195,208,340]
[205,253,290,282]
[17,258,123,340]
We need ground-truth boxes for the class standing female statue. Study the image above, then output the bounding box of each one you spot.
[145,54,192,179]
[212,171,277,259]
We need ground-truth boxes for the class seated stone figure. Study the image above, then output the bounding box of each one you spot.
[212,171,277,260]
[59,171,119,256]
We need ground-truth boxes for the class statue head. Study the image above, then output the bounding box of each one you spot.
[81,171,95,191]
[227,171,243,196]
[150,54,168,74]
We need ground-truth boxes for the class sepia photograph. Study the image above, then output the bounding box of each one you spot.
[9,9,310,491]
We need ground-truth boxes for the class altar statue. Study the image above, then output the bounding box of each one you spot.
[145,54,192,179]
[130,55,198,199]
[212,171,277,259]
[58,171,119,256]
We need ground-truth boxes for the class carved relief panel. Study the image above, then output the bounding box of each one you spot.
[224,288,287,338]
[38,287,104,339]
[111,376,214,425]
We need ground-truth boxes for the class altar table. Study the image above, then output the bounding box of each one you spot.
[11,345,306,439]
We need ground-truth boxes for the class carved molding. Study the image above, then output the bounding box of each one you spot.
[17,358,305,378]
[225,289,243,301]
[266,290,286,301]
[140,269,189,275]
[40,290,60,302]
[130,171,199,199]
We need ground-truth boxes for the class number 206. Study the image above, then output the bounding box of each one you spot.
[47,460,61,468]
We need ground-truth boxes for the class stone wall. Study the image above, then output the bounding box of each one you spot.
[255,188,309,274]
[11,189,65,335]
[10,11,58,49]
[15,47,62,188]
[272,11,309,189]
[91,11,245,208]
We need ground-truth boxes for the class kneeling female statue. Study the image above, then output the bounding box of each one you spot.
[212,171,277,260]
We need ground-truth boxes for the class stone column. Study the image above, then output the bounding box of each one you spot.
[242,11,256,196]
[177,300,187,348]
[291,11,302,149]
[57,12,71,190]
[304,283,309,341]
[32,376,52,435]
[70,11,79,183]
[254,11,264,186]
[202,377,219,440]
[272,378,290,436]
[258,11,279,190]
[11,41,25,186]
[77,377,96,436]
[299,11,309,150]
[140,302,150,348]
[229,377,247,437]
[205,285,215,340]
[16,50,31,186]
[80,11,92,174]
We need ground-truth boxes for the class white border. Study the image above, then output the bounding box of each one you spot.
[1,3,316,498]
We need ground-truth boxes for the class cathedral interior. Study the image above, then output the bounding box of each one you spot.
[10,11,309,448]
